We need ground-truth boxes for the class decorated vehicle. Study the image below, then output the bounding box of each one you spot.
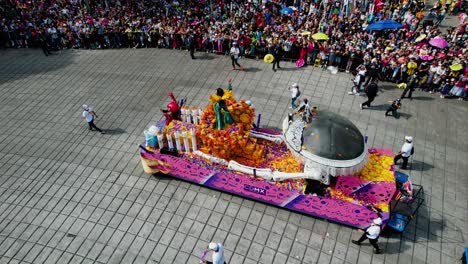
[140,82,396,229]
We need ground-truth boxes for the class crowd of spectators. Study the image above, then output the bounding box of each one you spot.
[1,0,467,99]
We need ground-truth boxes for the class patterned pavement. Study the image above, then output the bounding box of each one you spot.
[0,48,466,264]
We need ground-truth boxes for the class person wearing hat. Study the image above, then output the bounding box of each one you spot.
[82,104,105,134]
[200,242,225,264]
[352,217,383,254]
[394,136,414,169]
[289,83,300,109]
[385,98,401,118]
[230,42,244,71]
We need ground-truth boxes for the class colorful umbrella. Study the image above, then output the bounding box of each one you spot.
[420,55,434,61]
[295,59,305,68]
[429,37,448,48]
[366,20,402,31]
[264,54,275,64]
[450,64,463,71]
[301,31,311,36]
[281,7,293,15]
[415,34,426,42]
[312,32,329,41]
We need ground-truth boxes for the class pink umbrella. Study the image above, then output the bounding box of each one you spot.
[429,37,448,49]
[295,59,305,68]
[420,55,434,61]
[191,21,199,26]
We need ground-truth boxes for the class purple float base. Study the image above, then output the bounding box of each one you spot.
[140,146,391,229]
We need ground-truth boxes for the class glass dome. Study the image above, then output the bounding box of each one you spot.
[301,110,365,161]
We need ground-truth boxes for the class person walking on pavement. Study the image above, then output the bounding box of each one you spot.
[200,242,226,264]
[400,73,417,100]
[361,79,379,109]
[187,33,196,59]
[272,42,282,72]
[352,217,383,254]
[289,83,301,109]
[82,104,105,134]
[38,30,51,56]
[230,42,244,71]
[394,136,414,169]
[363,58,379,87]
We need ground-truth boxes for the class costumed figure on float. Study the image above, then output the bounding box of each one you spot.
[140,80,398,229]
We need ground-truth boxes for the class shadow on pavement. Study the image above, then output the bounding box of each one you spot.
[411,96,435,101]
[0,49,74,84]
[279,67,306,71]
[104,128,126,135]
[195,54,215,60]
[407,160,434,172]
[152,172,172,181]
[244,67,262,72]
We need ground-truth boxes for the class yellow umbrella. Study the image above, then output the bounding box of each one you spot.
[450,63,463,71]
[415,34,426,42]
[264,54,275,64]
[312,32,329,41]
[301,31,311,36]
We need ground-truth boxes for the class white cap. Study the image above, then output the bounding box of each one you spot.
[405,136,413,142]
[373,217,382,225]
[292,83,298,88]
[208,242,218,251]
[82,104,89,110]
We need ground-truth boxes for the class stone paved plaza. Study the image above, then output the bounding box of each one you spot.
[0,48,466,264]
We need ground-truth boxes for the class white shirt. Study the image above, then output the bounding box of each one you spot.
[212,244,225,264]
[366,224,381,239]
[230,47,240,58]
[291,87,298,98]
[82,108,94,122]
[401,142,413,157]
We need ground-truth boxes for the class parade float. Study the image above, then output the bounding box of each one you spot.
[140,82,397,229]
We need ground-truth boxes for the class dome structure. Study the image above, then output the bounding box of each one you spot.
[283,110,368,181]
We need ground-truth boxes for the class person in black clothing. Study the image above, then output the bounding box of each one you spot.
[385,98,402,117]
[38,31,51,56]
[400,73,418,100]
[361,80,379,109]
[363,59,379,87]
[271,43,282,72]
[187,33,196,59]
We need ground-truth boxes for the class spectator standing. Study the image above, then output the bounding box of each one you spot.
[82,104,105,134]
[394,136,414,169]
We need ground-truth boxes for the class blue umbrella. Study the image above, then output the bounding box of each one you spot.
[367,20,403,31]
[281,7,293,15]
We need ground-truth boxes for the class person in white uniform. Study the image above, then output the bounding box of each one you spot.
[289,83,300,109]
[394,136,414,169]
[82,104,104,134]
[201,242,226,264]
[352,217,383,254]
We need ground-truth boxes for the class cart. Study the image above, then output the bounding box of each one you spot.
[386,171,425,232]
